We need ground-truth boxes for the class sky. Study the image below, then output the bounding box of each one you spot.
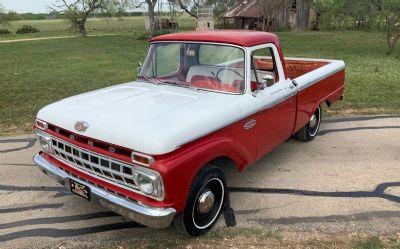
[0,0,55,13]
[0,0,162,13]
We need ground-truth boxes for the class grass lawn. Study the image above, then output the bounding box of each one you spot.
[0,30,399,135]
[0,35,148,134]
[0,16,196,40]
[277,31,400,115]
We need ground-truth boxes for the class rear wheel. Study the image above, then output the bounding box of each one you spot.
[173,165,226,236]
[295,106,322,142]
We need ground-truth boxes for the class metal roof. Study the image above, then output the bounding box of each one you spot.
[223,0,264,18]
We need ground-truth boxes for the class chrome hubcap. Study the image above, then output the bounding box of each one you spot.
[309,114,317,128]
[198,190,215,214]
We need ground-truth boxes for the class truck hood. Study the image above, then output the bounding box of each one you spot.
[37,81,250,155]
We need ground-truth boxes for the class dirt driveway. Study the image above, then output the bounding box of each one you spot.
[1,115,400,248]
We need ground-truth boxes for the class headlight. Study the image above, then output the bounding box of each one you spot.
[137,174,154,195]
[35,130,53,154]
[134,167,164,200]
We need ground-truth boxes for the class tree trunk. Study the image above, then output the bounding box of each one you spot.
[147,1,156,35]
[77,18,87,37]
[385,17,400,55]
[262,17,267,31]
[387,33,400,55]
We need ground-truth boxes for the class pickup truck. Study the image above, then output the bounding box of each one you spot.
[33,30,345,236]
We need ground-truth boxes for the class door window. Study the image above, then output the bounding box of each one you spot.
[251,47,278,87]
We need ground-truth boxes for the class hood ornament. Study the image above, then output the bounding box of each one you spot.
[74,121,89,132]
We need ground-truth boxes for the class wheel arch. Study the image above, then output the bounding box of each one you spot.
[157,137,252,212]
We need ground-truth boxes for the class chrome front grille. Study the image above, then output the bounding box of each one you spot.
[51,137,139,190]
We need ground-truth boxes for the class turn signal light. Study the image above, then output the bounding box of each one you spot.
[131,152,154,167]
[36,119,48,130]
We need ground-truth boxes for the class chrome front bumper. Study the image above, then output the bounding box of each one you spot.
[33,153,176,229]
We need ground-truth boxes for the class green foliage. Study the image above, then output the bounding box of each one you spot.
[0,4,9,25]
[16,25,40,34]
[352,236,384,249]
[309,0,380,30]
[19,13,49,20]
[3,11,23,21]
[0,16,195,40]
[308,0,400,54]
[53,0,128,36]
[374,0,400,54]
[389,236,400,249]
[0,28,11,34]
[210,0,237,17]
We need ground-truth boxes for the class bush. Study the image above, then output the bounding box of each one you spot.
[16,25,39,34]
[0,28,11,34]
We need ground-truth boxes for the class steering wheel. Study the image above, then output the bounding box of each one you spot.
[215,68,244,82]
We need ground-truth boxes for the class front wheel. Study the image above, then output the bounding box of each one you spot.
[173,165,226,236]
[295,106,322,142]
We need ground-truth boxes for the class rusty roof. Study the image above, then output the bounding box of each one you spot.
[223,0,264,18]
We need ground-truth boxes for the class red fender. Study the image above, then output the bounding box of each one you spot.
[153,116,258,212]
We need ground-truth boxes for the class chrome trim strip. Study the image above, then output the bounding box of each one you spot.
[259,86,298,112]
[33,153,176,229]
[293,60,345,91]
[295,66,344,91]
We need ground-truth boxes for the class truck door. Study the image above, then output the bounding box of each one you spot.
[250,44,297,160]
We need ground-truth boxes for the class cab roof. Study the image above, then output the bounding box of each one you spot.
[150,30,280,47]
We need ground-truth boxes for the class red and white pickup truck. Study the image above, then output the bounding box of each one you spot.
[33,31,345,236]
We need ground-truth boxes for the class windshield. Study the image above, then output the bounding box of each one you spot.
[139,42,245,94]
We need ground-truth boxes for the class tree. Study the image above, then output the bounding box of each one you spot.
[174,0,201,19]
[0,4,9,25]
[129,0,157,35]
[211,0,236,18]
[260,0,292,31]
[173,0,236,20]
[372,0,400,54]
[52,0,125,37]
[144,0,157,35]
[306,0,377,30]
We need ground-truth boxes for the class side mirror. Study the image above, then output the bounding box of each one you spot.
[137,62,143,76]
[262,75,275,87]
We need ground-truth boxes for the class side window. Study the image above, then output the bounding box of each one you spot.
[251,47,278,87]
[148,43,180,77]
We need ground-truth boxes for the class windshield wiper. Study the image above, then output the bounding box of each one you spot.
[137,76,162,85]
[158,79,199,91]
[138,77,199,91]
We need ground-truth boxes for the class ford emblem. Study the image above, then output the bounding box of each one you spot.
[74,121,89,132]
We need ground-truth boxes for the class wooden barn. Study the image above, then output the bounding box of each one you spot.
[222,0,320,31]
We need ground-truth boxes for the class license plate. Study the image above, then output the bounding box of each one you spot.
[69,179,91,200]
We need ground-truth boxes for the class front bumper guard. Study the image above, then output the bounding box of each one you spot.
[33,153,176,229]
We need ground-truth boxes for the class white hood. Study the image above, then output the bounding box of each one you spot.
[37,81,251,155]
